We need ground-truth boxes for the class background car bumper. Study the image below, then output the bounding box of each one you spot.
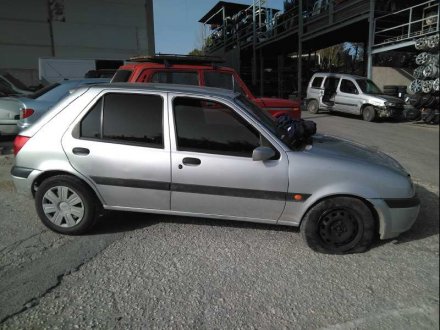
[0,123,19,135]
[368,196,420,240]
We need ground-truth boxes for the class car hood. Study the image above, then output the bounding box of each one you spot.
[306,135,407,174]
[371,94,404,104]
[255,97,300,108]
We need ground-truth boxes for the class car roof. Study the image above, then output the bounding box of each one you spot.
[119,62,236,72]
[88,82,240,100]
[311,73,366,80]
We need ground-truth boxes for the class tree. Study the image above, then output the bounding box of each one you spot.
[188,48,205,56]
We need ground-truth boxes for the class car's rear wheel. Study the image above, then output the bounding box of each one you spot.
[300,197,376,254]
[35,175,97,234]
[362,106,376,122]
[307,99,319,114]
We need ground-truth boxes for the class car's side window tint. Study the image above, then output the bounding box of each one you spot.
[80,98,102,139]
[311,77,323,88]
[340,79,358,94]
[80,93,164,148]
[151,71,199,86]
[173,97,260,157]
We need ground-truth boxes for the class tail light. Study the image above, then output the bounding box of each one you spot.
[13,135,30,156]
[20,108,34,119]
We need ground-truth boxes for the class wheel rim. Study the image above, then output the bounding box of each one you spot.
[308,101,317,113]
[364,108,372,120]
[318,208,363,248]
[42,186,85,227]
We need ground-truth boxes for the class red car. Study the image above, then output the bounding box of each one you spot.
[112,55,301,119]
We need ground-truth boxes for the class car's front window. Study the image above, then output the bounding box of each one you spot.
[356,79,382,94]
[235,95,278,136]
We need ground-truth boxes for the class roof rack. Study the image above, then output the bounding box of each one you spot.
[128,54,225,67]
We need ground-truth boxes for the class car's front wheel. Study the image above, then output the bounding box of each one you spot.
[35,175,97,234]
[362,105,376,122]
[300,197,376,254]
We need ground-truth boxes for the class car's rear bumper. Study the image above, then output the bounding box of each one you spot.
[368,196,420,240]
[11,166,41,198]
[0,123,19,135]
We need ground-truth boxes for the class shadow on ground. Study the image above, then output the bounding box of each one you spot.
[89,184,438,250]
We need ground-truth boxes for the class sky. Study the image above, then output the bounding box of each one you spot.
[153,0,284,54]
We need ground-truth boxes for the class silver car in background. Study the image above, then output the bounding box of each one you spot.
[11,83,419,254]
[306,73,405,121]
[0,79,108,136]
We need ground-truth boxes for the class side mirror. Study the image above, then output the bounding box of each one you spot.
[252,146,275,161]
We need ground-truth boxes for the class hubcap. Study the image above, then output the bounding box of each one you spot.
[318,208,361,247]
[42,186,85,227]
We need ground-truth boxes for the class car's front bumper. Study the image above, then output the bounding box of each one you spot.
[368,196,420,240]
[376,106,403,118]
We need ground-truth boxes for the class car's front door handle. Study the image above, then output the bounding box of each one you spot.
[182,157,201,166]
[72,147,90,156]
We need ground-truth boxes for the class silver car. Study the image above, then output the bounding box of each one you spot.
[306,73,405,121]
[11,83,419,254]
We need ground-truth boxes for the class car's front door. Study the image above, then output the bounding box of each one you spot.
[62,91,171,210]
[335,79,360,114]
[168,95,289,222]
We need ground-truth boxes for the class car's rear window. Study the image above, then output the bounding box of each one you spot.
[111,70,132,83]
[150,71,199,86]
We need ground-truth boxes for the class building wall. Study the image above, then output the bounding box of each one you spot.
[371,66,412,90]
[0,0,150,84]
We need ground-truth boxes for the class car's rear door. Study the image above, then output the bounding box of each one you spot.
[62,90,171,210]
[168,94,289,222]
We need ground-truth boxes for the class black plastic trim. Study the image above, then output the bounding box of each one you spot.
[384,196,420,208]
[10,166,34,178]
[91,176,310,202]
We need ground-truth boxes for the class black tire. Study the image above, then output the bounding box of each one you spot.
[403,107,421,121]
[35,175,97,235]
[307,99,319,114]
[362,105,376,122]
[300,197,376,254]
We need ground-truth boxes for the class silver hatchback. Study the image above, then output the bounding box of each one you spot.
[11,83,419,254]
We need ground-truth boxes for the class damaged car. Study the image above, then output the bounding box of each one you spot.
[306,73,405,121]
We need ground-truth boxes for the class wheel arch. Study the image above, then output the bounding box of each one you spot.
[32,170,105,206]
[299,193,380,233]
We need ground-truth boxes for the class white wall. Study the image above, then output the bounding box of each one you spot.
[0,0,151,84]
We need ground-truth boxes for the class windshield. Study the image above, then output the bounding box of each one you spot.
[356,79,382,94]
[2,73,29,90]
[29,83,60,99]
[35,83,76,102]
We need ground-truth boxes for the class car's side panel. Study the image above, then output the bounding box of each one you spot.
[61,90,172,210]
[167,93,290,221]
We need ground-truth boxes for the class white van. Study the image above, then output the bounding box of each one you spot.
[306,73,404,121]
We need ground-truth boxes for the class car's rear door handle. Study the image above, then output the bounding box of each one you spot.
[182,157,201,166]
[72,147,90,156]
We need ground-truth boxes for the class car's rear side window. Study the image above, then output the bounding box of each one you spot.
[111,70,132,82]
[204,72,234,90]
[80,93,163,148]
[173,97,260,157]
[311,77,323,88]
[150,71,199,86]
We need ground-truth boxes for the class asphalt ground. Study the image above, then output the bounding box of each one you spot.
[0,113,438,329]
